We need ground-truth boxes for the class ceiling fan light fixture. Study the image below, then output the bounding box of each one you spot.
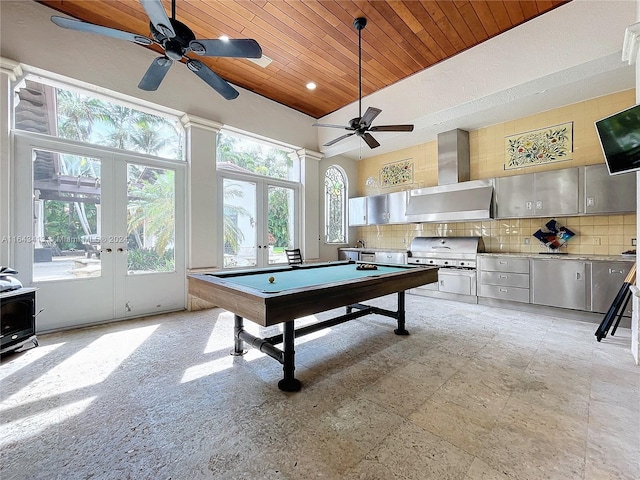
[187,59,202,72]
[218,35,230,42]
[313,16,413,150]
[134,35,153,46]
[50,0,262,100]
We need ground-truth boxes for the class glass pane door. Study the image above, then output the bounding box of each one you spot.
[222,178,257,268]
[32,149,102,282]
[14,135,186,331]
[267,185,296,265]
[126,164,175,274]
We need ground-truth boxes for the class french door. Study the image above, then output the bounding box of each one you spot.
[219,172,298,269]
[13,133,185,331]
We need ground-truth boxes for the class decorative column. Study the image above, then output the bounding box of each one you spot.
[297,149,323,262]
[181,114,222,310]
[0,58,23,266]
[622,18,640,364]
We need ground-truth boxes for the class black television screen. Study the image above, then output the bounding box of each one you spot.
[595,103,640,175]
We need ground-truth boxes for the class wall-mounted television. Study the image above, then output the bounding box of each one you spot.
[595,103,640,175]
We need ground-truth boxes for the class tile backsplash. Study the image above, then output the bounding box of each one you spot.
[353,90,637,257]
[355,214,637,256]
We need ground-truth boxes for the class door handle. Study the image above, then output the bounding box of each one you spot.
[117,247,127,253]
[102,248,112,253]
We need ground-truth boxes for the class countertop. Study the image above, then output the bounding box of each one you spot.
[338,247,408,253]
[478,252,636,262]
[339,247,635,262]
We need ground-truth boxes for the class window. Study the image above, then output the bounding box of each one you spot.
[14,78,184,160]
[217,131,298,181]
[216,131,300,268]
[324,166,346,244]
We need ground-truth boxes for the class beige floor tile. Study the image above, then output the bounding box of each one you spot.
[1,296,638,480]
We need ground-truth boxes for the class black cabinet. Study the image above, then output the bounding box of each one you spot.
[0,288,38,355]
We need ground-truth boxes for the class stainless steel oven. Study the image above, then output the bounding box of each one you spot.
[407,237,484,302]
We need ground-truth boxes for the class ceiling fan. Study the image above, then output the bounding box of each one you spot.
[50,0,262,100]
[314,17,414,149]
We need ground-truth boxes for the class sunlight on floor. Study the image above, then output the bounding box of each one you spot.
[180,355,235,383]
[0,343,65,382]
[0,324,159,409]
[0,397,96,447]
[187,313,331,383]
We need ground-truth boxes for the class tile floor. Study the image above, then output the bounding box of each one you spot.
[1,295,638,480]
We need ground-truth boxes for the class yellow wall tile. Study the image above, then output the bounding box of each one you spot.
[354,90,637,254]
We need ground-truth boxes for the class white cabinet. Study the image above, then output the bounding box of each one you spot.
[495,168,580,218]
[348,197,367,226]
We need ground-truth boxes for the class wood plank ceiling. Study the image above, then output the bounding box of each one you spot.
[38,0,570,119]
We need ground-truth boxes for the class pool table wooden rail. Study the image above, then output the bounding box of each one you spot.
[188,263,438,327]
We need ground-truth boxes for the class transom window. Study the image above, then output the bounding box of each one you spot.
[13,78,184,161]
[216,131,299,181]
[324,166,346,244]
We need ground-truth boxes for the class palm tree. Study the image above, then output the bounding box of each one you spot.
[127,169,175,256]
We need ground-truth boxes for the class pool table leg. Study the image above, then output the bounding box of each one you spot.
[232,314,247,356]
[278,320,302,392]
[394,291,410,336]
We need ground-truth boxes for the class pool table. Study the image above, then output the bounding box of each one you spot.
[188,261,438,391]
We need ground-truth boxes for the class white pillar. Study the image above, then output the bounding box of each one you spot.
[181,114,222,271]
[0,58,22,266]
[622,12,640,364]
[298,148,323,262]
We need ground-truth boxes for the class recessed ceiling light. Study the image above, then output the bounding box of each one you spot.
[306,82,317,90]
[218,35,230,42]
[248,54,273,68]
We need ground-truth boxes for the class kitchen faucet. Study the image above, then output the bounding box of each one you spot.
[356,239,366,248]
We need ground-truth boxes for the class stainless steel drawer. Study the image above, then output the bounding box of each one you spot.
[374,251,408,265]
[480,271,529,288]
[479,256,529,274]
[478,284,530,303]
[360,252,376,262]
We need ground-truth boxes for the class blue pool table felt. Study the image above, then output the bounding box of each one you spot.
[214,264,408,293]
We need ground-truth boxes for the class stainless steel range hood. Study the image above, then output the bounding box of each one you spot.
[406,129,494,222]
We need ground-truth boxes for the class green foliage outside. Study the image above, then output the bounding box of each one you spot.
[217,133,295,253]
[268,188,290,247]
[127,248,174,272]
[33,84,182,269]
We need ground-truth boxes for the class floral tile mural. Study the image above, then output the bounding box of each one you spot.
[380,159,413,187]
[505,122,573,169]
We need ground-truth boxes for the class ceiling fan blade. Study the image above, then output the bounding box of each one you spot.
[323,133,356,147]
[369,124,415,132]
[51,16,153,45]
[360,107,382,128]
[312,123,350,129]
[362,133,380,149]
[139,0,175,38]
[187,59,239,100]
[190,39,262,58]
[138,56,173,91]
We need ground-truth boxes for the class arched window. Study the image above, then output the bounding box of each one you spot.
[324,166,346,244]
